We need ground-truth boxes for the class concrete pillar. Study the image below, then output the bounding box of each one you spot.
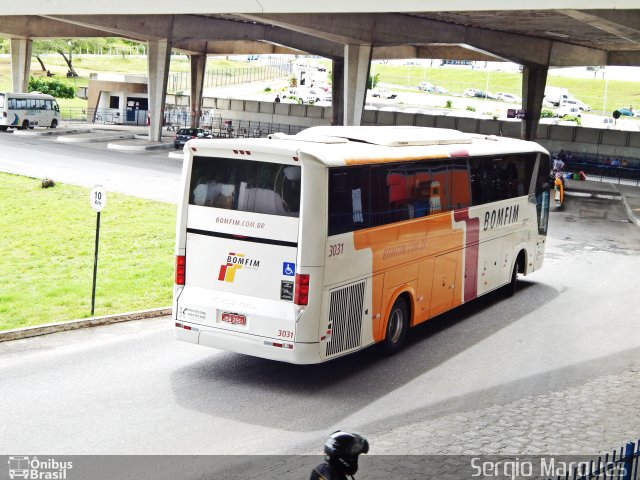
[189,54,206,128]
[147,39,172,142]
[343,44,372,126]
[521,64,549,141]
[10,38,32,93]
[331,58,344,126]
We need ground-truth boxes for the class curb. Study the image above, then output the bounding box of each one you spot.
[107,141,174,152]
[57,133,137,143]
[0,307,172,343]
[619,192,640,228]
[13,127,92,137]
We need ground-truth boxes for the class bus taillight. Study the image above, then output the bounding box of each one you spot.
[175,255,186,285]
[294,273,310,305]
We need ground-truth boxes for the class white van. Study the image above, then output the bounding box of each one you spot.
[0,92,61,130]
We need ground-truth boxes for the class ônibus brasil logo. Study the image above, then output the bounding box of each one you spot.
[218,252,260,283]
[8,456,73,479]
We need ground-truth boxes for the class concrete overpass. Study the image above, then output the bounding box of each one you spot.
[2,2,640,141]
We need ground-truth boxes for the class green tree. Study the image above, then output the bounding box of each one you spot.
[367,73,380,90]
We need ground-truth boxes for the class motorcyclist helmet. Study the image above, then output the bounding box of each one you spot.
[324,431,369,476]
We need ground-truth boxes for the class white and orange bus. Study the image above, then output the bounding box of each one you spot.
[173,126,550,364]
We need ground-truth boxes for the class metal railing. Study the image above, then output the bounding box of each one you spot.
[563,159,640,187]
[167,59,292,93]
[553,440,639,480]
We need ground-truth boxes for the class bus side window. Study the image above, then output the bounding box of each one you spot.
[328,166,369,236]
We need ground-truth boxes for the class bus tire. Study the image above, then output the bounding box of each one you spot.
[50,119,58,129]
[0,126,7,132]
[381,297,409,354]
[21,120,29,130]
[505,257,520,297]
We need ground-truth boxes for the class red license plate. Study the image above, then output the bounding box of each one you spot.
[221,312,246,325]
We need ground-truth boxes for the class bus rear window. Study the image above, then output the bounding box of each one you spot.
[189,156,301,217]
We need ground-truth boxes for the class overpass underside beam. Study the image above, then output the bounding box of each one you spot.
[190,54,207,128]
[343,44,372,126]
[147,39,171,142]
[11,38,32,93]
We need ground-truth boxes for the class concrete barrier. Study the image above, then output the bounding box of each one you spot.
[204,96,640,162]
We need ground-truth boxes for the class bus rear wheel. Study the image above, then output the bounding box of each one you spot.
[50,119,58,129]
[381,297,409,354]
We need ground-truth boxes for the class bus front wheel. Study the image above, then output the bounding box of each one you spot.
[381,297,409,354]
[50,119,58,129]
[21,120,29,130]
[505,257,520,297]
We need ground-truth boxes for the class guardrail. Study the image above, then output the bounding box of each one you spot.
[553,440,639,480]
[564,159,640,186]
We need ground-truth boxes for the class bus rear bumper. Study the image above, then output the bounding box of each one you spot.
[176,324,322,364]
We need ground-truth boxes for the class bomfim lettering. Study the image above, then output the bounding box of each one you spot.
[484,205,519,231]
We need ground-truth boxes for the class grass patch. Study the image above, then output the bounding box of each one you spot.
[371,63,640,114]
[0,172,176,330]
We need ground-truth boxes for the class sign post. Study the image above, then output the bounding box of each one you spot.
[89,185,106,316]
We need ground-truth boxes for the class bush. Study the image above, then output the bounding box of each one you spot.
[541,109,554,118]
[264,87,272,92]
[466,105,476,112]
[445,100,453,108]
[562,115,582,126]
[41,178,55,189]
[28,77,76,99]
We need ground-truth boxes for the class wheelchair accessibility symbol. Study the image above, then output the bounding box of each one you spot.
[282,262,295,276]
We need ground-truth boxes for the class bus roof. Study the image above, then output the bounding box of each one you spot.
[190,126,548,168]
[294,125,473,146]
[1,91,57,99]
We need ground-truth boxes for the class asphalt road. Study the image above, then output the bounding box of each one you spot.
[0,130,181,203]
[1,133,639,456]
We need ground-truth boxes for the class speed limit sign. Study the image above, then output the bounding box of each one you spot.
[90,185,107,212]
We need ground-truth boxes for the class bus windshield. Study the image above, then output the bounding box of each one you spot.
[188,156,301,217]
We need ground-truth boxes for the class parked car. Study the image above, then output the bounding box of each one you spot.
[309,88,332,102]
[287,87,318,104]
[554,106,581,118]
[474,90,497,99]
[174,127,209,149]
[432,85,449,94]
[615,107,635,117]
[418,81,434,91]
[496,92,521,103]
[561,98,591,111]
[371,88,397,99]
[463,88,479,97]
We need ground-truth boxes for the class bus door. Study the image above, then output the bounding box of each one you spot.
[176,155,302,341]
[429,252,458,317]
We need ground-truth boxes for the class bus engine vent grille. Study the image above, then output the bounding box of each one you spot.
[326,281,365,357]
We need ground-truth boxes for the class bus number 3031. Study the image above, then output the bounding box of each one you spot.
[329,243,344,257]
[278,330,294,339]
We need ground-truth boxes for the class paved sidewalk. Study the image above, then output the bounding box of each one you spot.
[372,361,640,455]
